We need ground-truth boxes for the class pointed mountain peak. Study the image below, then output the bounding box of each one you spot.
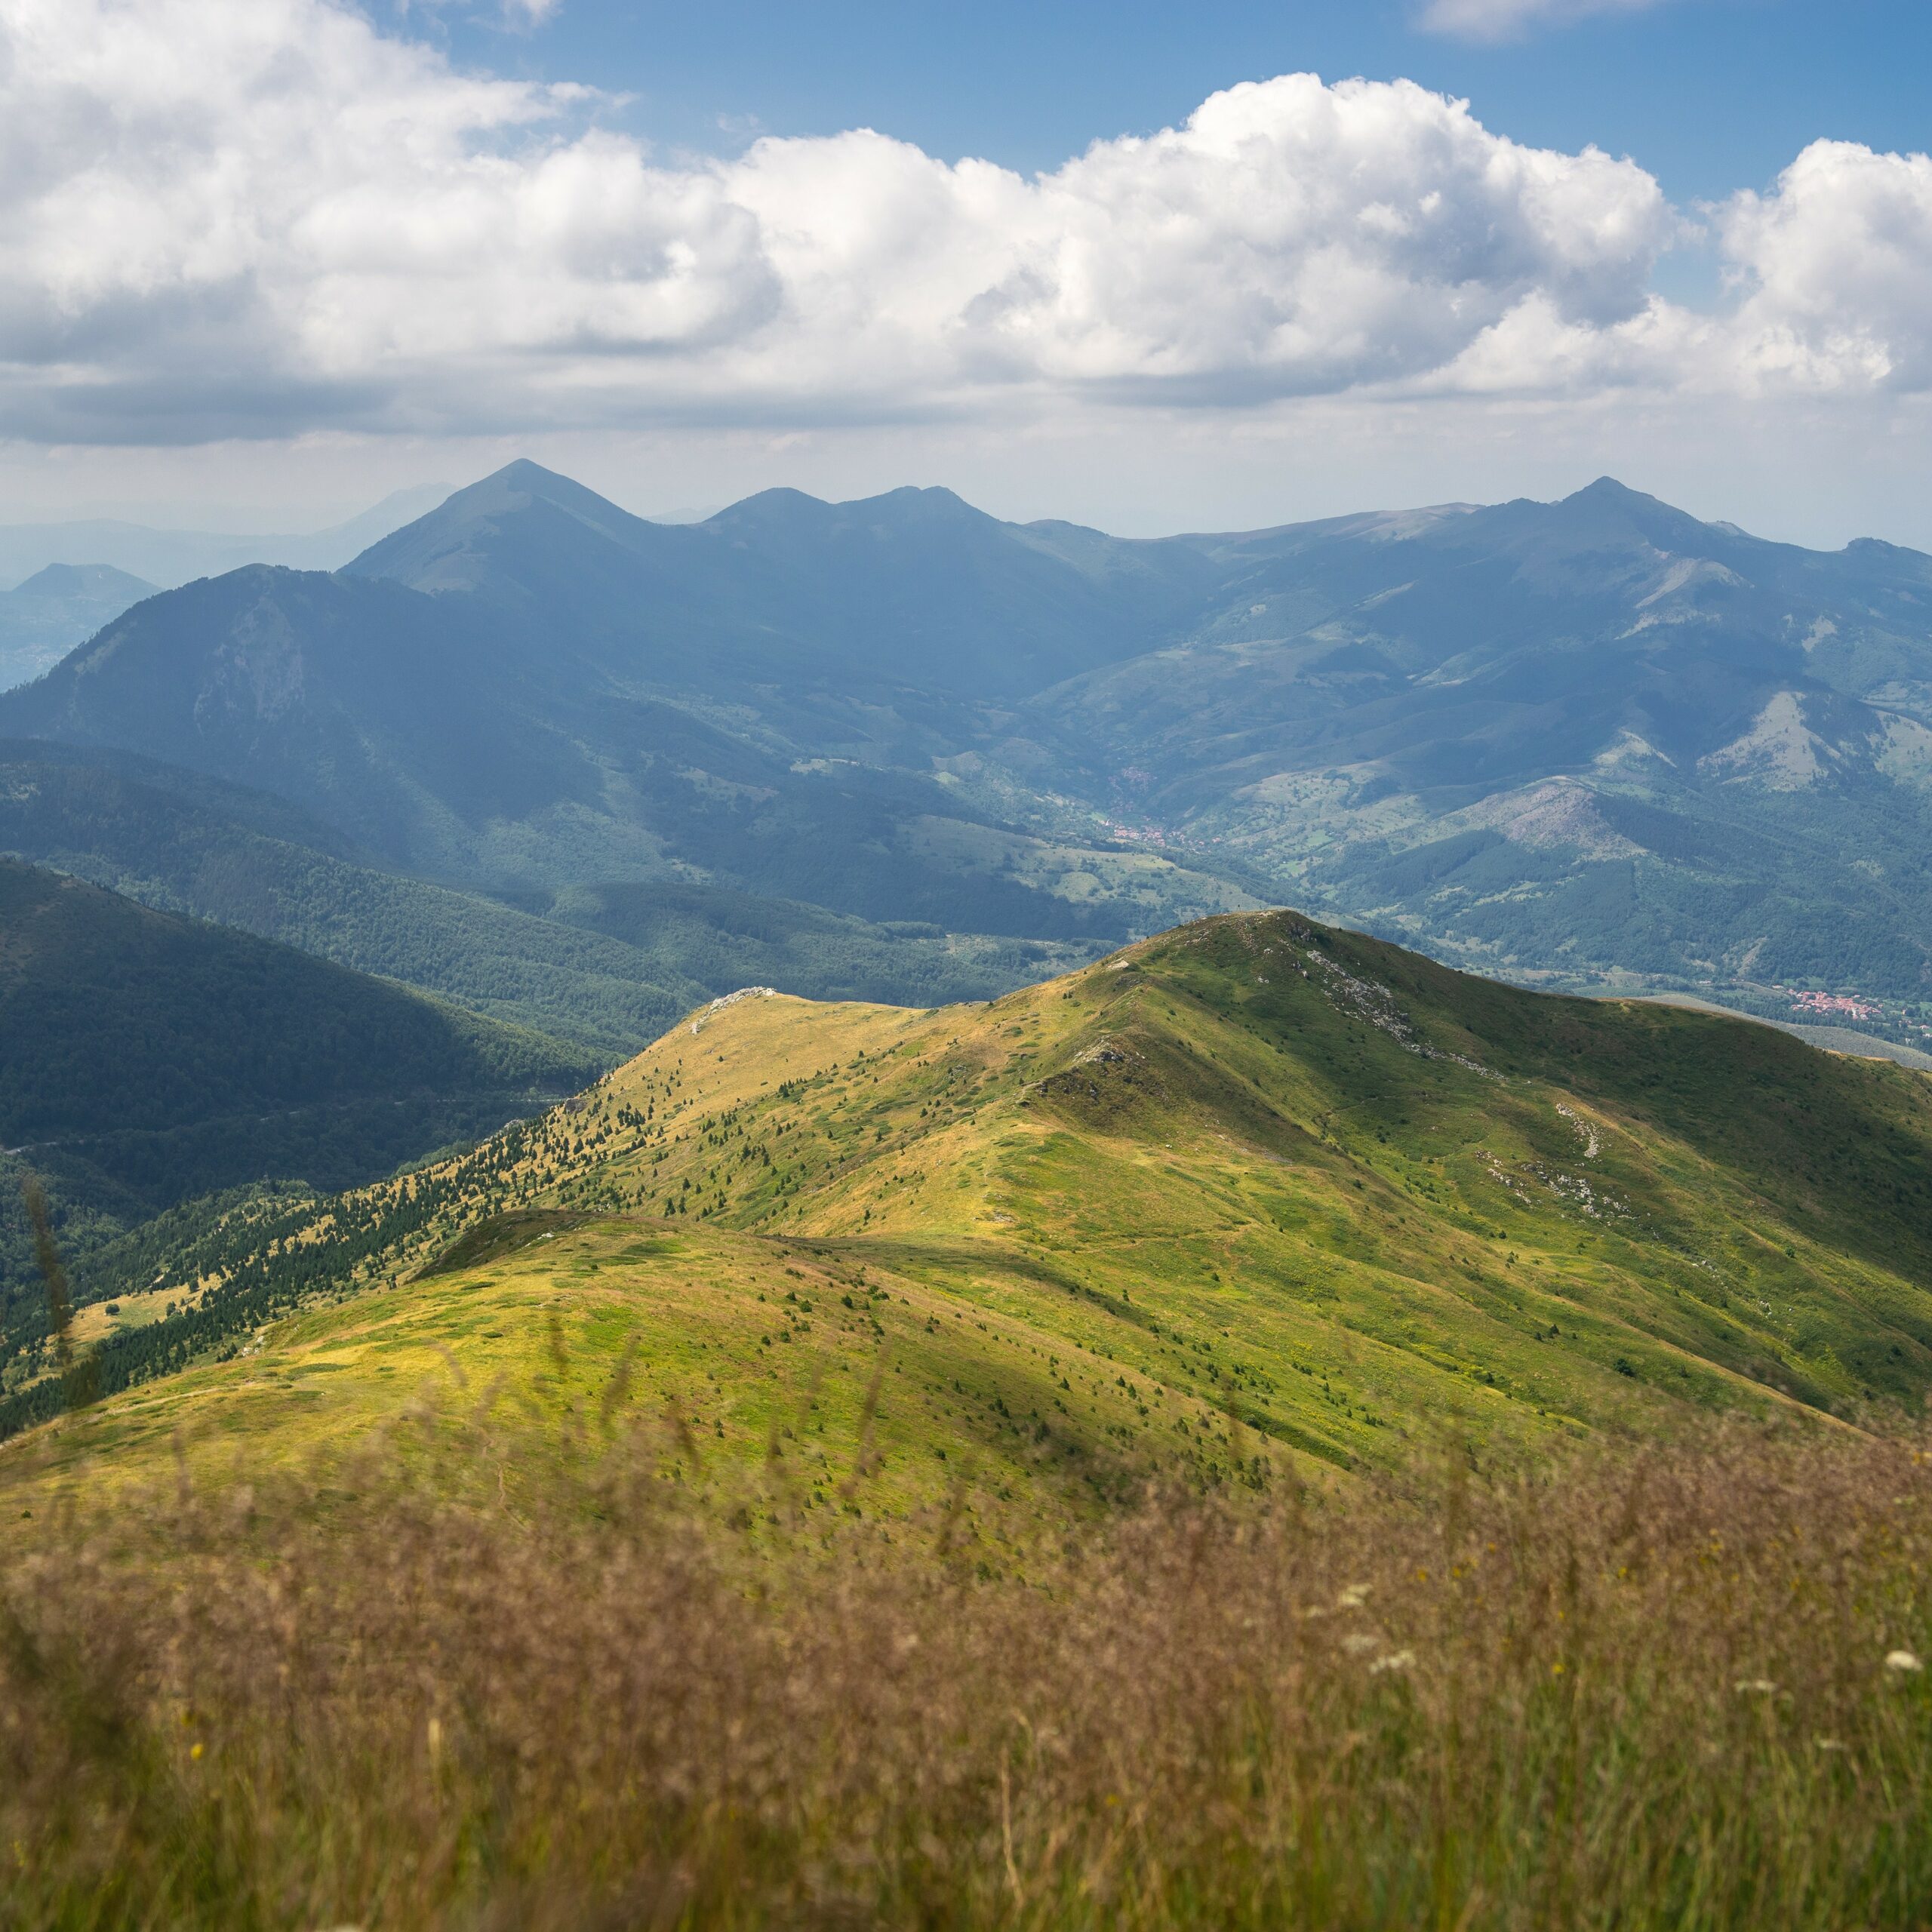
[1570,475,1641,499]
[440,459,632,521]
[494,457,565,488]
[1558,476,1669,514]
[344,460,657,592]
[1540,475,1749,553]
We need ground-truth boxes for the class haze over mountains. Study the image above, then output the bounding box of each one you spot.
[0,563,156,692]
[0,485,451,602]
[3,460,1929,1050]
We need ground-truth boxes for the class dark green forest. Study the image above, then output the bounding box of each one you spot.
[0,859,594,1319]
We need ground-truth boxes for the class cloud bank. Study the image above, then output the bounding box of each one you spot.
[0,0,1928,446]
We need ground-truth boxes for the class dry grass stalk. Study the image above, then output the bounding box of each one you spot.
[5,1409,1932,1929]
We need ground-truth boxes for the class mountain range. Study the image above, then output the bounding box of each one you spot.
[349,469,1932,1026]
[2,460,1930,1071]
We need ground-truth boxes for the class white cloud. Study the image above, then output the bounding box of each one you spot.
[0,0,1924,449]
[1718,141,1932,392]
[707,78,1672,415]
[1418,0,1677,42]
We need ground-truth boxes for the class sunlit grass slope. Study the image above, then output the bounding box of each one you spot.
[9,911,1932,1524]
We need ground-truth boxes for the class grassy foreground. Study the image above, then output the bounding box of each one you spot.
[7,1409,1932,1930]
[8,909,1932,1926]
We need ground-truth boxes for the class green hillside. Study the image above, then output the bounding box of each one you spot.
[0,742,1109,1052]
[0,859,597,1352]
[10,909,1931,1508]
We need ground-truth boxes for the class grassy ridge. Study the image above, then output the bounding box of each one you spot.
[11,909,1932,1502]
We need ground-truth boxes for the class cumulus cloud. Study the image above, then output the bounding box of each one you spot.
[0,0,1924,446]
[721,78,1671,409]
[1718,141,1932,392]
[1418,0,1678,42]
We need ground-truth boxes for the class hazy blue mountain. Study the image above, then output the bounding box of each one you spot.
[5,463,1930,1029]
[346,460,1211,700]
[0,468,1245,940]
[0,485,449,592]
[1042,478,1932,1017]
[1064,478,1932,799]
[0,563,156,691]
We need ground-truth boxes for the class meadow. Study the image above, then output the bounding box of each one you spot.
[7,1404,1932,1930]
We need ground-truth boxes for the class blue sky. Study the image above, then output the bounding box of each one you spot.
[2,0,1929,545]
[440,0,1925,206]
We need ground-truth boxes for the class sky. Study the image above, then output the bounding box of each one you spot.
[1,0,1930,546]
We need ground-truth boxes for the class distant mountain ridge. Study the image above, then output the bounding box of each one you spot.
[0,562,155,693]
[1074,475,1932,1012]
[0,464,1249,942]
[3,463,1930,1023]
[345,460,1212,698]
[0,485,451,592]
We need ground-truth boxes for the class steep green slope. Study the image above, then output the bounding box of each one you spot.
[0,859,597,1342]
[10,911,1930,1520]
